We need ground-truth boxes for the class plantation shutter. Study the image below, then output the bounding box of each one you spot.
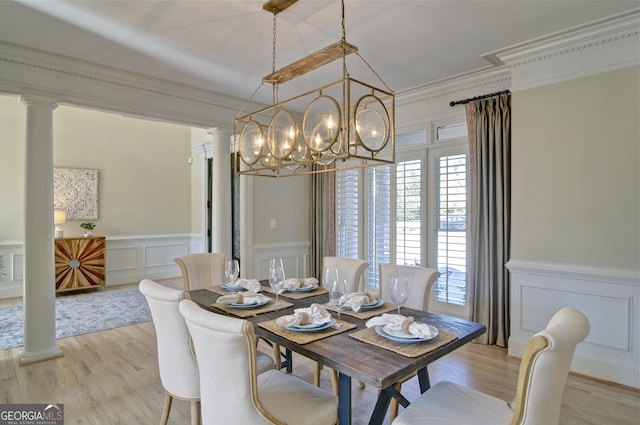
[396,159,423,268]
[366,165,391,288]
[336,168,360,259]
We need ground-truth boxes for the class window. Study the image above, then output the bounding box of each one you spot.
[433,152,467,306]
[335,124,469,316]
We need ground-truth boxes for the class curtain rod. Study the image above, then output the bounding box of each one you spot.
[449,89,510,107]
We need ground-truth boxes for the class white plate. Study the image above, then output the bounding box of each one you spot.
[287,320,335,332]
[357,298,384,310]
[290,321,326,330]
[227,299,269,309]
[220,282,244,292]
[375,324,438,343]
[287,283,319,293]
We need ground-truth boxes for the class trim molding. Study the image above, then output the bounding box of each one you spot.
[0,41,244,127]
[506,259,640,388]
[495,10,640,90]
[1,11,637,130]
[0,234,195,299]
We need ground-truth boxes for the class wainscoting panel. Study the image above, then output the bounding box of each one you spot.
[0,235,194,299]
[251,242,310,281]
[0,241,23,298]
[105,246,138,272]
[506,260,639,388]
[106,235,189,285]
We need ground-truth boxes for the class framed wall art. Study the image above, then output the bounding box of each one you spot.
[54,168,99,220]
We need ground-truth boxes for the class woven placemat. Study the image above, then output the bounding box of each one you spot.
[258,318,356,345]
[211,300,293,318]
[264,287,329,300]
[324,302,396,320]
[349,327,458,358]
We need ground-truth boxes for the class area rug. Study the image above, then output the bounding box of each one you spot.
[0,288,151,350]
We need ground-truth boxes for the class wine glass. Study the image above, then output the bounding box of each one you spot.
[225,259,239,286]
[390,274,409,315]
[329,278,347,325]
[269,258,286,305]
[323,266,339,292]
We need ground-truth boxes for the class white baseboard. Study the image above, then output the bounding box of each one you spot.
[506,260,640,388]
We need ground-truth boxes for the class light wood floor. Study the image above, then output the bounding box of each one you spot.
[1,281,638,425]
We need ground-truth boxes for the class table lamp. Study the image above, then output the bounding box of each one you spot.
[54,210,66,238]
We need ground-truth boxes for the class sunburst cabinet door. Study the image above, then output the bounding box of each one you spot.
[55,237,105,292]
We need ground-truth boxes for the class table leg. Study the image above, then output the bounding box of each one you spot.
[285,348,293,373]
[368,384,410,425]
[417,367,430,392]
[338,372,352,425]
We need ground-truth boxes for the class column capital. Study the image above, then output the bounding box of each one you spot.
[19,94,60,110]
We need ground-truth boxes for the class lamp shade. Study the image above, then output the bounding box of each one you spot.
[54,210,66,225]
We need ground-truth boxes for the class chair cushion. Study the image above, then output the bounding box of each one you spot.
[258,370,338,425]
[393,381,513,425]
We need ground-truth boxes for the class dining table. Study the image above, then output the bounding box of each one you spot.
[188,282,486,425]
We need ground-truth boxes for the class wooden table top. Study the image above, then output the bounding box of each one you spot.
[188,286,486,390]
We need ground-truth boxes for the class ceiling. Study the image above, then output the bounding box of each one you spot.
[0,0,638,106]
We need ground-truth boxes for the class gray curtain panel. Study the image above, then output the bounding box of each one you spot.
[466,93,511,347]
[309,167,335,281]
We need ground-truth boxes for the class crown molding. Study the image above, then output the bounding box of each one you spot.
[0,10,637,128]
[397,66,512,109]
[493,10,640,90]
[0,41,247,128]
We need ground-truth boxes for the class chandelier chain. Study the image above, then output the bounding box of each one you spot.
[272,13,277,73]
[341,0,346,42]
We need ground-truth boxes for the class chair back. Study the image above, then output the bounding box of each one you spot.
[510,307,590,425]
[322,256,368,293]
[379,264,439,311]
[175,252,227,290]
[139,279,199,400]
[178,299,277,425]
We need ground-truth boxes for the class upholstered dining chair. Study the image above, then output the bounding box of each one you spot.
[174,252,227,290]
[316,256,369,392]
[322,256,369,293]
[140,279,275,425]
[379,264,440,420]
[379,264,440,312]
[139,279,201,425]
[178,298,338,425]
[392,307,590,425]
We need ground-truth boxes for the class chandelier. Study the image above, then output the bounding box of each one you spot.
[234,0,395,177]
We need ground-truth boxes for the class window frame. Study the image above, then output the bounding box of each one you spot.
[334,116,470,318]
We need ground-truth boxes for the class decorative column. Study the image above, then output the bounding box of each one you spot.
[209,128,232,257]
[19,95,63,364]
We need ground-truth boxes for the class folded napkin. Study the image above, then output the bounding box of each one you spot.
[281,277,319,291]
[275,303,332,328]
[366,314,436,339]
[340,292,376,312]
[216,292,271,305]
[227,278,261,293]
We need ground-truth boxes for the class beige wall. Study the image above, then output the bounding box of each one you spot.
[252,176,309,245]
[511,66,639,270]
[0,95,192,239]
[0,94,26,239]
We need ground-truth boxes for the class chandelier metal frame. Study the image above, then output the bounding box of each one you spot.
[233,0,395,177]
